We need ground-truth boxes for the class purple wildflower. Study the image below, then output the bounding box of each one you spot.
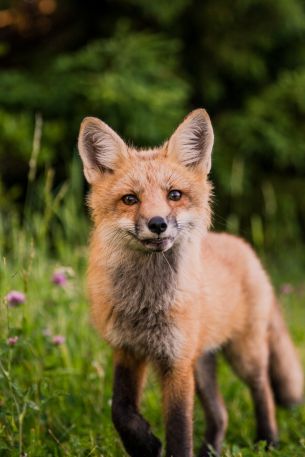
[6,291,26,307]
[7,336,19,346]
[52,335,65,345]
[280,283,294,295]
[52,270,67,286]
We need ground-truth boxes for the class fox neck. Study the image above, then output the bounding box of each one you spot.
[110,246,179,312]
[107,246,180,361]
[103,231,203,361]
[107,229,203,305]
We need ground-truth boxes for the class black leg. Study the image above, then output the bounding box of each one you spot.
[112,353,162,457]
[250,379,279,447]
[195,353,228,457]
[161,362,194,457]
[224,338,278,448]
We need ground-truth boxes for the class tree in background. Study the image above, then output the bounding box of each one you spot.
[0,0,305,248]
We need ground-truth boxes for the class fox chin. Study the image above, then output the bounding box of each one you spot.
[78,109,303,457]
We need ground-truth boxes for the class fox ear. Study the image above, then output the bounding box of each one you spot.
[167,109,214,173]
[78,117,127,183]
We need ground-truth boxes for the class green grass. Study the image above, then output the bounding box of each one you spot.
[0,166,304,456]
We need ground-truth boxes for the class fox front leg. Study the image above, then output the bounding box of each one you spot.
[161,362,195,457]
[111,351,162,457]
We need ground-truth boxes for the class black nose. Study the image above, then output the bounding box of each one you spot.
[148,216,168,235]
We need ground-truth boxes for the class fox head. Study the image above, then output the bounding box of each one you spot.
[78,109,213,253]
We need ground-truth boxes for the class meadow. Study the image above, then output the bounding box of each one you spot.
[0,161,304,457]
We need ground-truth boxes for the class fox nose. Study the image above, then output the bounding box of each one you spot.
[148,216,168,235]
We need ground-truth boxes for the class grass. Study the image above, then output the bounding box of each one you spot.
[0,161,304,457]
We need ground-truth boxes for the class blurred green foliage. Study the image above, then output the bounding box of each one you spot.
[1,0,305,248]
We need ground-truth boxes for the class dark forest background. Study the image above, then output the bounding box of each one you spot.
[1,0,305,250]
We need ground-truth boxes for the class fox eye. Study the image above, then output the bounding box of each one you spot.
[168,190,182,201]
[122,194,139,205]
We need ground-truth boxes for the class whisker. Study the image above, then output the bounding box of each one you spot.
[162,252,175,275]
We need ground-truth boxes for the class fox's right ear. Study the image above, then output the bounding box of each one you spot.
[78,117,127,184]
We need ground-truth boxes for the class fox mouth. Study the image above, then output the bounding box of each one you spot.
[126,230,176,252]
[139,237,174,252]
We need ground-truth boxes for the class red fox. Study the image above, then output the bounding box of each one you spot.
[78,109,303,457]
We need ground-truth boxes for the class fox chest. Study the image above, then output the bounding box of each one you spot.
[106,253,181,363]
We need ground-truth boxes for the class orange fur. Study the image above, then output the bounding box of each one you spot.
[78,109,303,457]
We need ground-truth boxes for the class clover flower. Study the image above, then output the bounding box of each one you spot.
[7,336,19,346]
[52,335,65,345]
[52,270,67,286]
[6,291,26,307]
[280,283,294,295]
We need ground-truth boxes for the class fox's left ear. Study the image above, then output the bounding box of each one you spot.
[167,109,214,173]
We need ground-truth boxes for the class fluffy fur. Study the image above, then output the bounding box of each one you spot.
[78,109,303,457]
